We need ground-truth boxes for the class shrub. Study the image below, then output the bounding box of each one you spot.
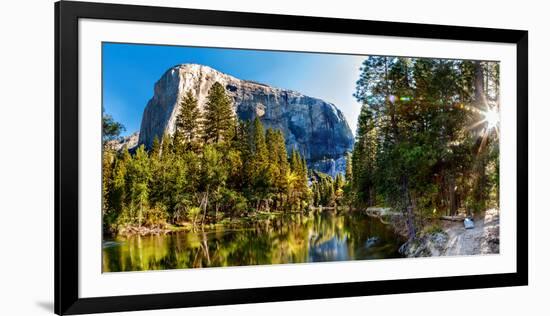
[422,223,444,235]
[219,188,249,217]
[144,203,168,228]
[187,206,202,225]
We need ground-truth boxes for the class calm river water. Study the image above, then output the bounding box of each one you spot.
[102,211,404,272]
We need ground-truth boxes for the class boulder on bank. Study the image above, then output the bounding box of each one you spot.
[399,232,449,257]
[365,236,381,248]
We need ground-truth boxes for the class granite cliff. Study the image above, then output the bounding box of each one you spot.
[138,64,354,176]
[107,131,139,152]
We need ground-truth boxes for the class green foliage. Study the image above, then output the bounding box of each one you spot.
[102,82,312,235]
[126,145,151,227]
[311,171,337,207]
[144,203,168,228]
[102,112,125,143]
[186,207,202,225]
[287,149,309,210]
[174,91,202,152]
[421,223,444,235]
[344,152,353,182]
[350,56,500,238]
[200,144,228,191]
[267,129,290,194]
[203,82,236,145]
[218,188,249,217]
[249,117,270,202]
[101,56,500,241]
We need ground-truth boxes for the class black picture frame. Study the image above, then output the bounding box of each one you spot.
[55,1,528,314]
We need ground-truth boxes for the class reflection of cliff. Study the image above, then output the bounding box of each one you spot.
[138,64,354,176]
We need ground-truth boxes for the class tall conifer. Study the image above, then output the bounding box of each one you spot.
[203,82,235,144]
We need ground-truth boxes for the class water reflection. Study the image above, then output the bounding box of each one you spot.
[102,212,404,272]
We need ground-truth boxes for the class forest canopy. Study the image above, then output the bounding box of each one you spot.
[350,56,499,238]
[102,56,499,241]
[102,82,312,235]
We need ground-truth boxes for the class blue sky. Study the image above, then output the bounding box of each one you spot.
[103,43,365,136]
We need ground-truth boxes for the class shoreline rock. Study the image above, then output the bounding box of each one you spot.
[116,225,173,237]
[399,232,449,257]
[362,207,500,258]
[399,208,500,257]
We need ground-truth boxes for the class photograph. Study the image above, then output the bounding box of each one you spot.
[1,1,540,315]
[101,42,501,272]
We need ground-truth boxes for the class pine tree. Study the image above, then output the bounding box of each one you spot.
[175,91,202,152]
[311,182,320,206]
[265,128,279,190]
[344,152,353,183]
[166,152,188,219]
[203,82,235,145]
[351,104,378,206]
[160,133,173,157]
[265,129,291,207]
[148,136,162,205]
[248,118,270,208]
[252,117,268,164]
[334,173,345,190]
[126,145,151,227]
[109,148,130,219]
[102,112,125,144]
[200,144,229,219]
[288,148,309,210]
[150,136,161,159]
[233,120,252,190]
[350,55,501,238]
[273,130,290,197]
[102,148,115,215]
[290,148,301,173]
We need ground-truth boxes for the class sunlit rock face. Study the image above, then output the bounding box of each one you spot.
[138,64,354,176]
[108,131,139,152]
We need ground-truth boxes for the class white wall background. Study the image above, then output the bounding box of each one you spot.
[0,0,546,315]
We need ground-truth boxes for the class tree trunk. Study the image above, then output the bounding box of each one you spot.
[474,61,486,107]
[369,186,375,207]
[201,186,209,225]
[473,61,489,215]
[448,175,457,216]
[402,177,416,239]
[138,199,143,228]
[406,204,416,240]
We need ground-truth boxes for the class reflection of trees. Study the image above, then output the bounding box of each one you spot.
[102,212,404,271]
[102,243,122,272]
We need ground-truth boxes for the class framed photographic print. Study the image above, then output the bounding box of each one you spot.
[55,0,528,314]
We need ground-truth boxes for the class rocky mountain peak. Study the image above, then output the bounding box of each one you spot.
[138,64,354,176]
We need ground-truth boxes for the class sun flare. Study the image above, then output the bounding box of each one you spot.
[484,108,499,129]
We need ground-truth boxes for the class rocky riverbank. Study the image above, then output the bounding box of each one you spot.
[399,208,500,257]
[115,225,174,237]
[362,207,500,257]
